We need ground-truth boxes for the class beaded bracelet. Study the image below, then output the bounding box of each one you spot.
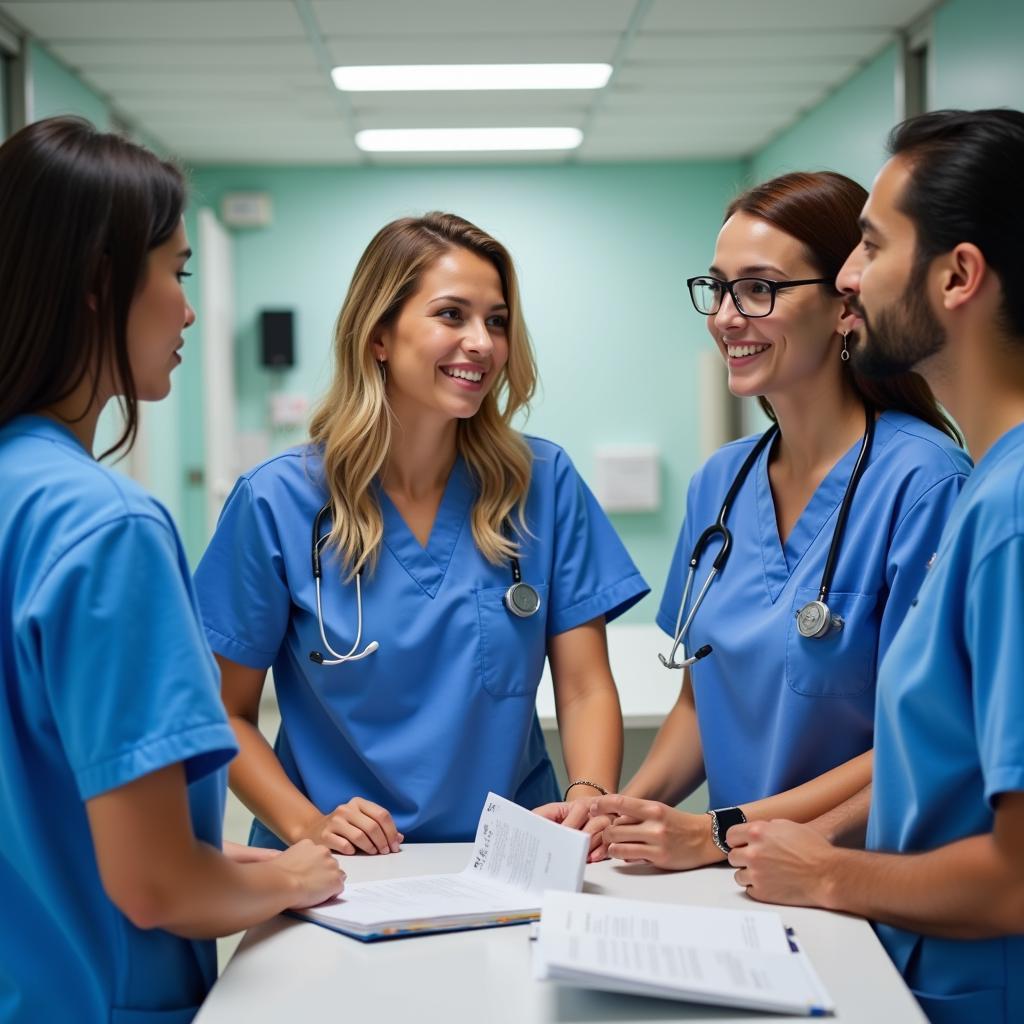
[563,779,608,800]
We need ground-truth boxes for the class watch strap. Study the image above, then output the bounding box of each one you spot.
[707,806,747,854]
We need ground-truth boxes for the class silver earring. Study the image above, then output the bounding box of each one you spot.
[378,359,387,385]
[841,331,850,362]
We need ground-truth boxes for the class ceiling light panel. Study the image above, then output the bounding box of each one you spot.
[333,64,612,92]
[355,127,584,152]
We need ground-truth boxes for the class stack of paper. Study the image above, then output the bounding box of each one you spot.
[293,792,588,941]
[535,891,835,1017]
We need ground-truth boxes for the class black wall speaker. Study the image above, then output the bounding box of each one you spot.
[260,310,295,368]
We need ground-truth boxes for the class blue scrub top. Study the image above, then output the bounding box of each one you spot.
[869,422,1024,1024]
[656,411,970,810]
[0,417,237,1024]
[195,435,648,847]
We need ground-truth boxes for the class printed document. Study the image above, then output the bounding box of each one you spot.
[294,792,588,941]
[534,891,834,1016]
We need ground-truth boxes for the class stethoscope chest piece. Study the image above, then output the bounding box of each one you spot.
[795,600,844,639]
[504,581,541,618]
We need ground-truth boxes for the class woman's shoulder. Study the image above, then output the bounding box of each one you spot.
[4,422,174,536]
[233,444,324,499]
[520,435,578,482]
[875,411,973,479]
[522,434,567,461]
[0,422,184,603]
[691,431,767,492]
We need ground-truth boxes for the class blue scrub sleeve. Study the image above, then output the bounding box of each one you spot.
[194,477,292,669]
[966,535,1024,807]
[546,449,649,636]
[879,473,967,660]
[26,515,237,801]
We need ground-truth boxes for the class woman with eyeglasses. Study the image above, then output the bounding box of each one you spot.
[588,171,972,869]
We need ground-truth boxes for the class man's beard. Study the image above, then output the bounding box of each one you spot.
[850,259,945,378]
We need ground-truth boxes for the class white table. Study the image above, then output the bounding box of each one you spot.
[196,844,925,1024]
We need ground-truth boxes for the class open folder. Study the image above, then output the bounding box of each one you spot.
[534,891,835,1017]
[292,792,588,941]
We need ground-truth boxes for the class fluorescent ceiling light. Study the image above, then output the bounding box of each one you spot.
[333,63,612,92]
[355,128,584,153]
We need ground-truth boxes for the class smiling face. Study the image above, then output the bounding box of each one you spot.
[373,246,509,424]
[706,211,848,403]
[837,156,946,378]
[123,221,195,401]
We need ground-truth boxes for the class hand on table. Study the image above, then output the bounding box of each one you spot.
[223,840,281,863]
[297,797,403,855]
[532,800,612,861]
[277,839,347,908]
[588,794,723,870]
[727,819,835,907]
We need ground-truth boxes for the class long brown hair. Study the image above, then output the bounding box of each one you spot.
[0,116,186,458]
[726,171,960,442]
[308,212,538,577]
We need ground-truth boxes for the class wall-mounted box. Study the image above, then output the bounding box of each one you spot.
[220,191,273,228]
[269,393,309,428]
[593,445,660,513]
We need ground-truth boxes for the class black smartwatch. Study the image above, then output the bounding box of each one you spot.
[707,806,747,854]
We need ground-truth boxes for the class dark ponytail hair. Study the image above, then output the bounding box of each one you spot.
[0,116,186,457]
[888,109,1024,341]
[726,171,960,443]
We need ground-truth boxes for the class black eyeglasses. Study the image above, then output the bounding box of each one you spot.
[687,275,831,318]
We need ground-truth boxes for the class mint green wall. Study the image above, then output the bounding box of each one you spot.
[932,0,1024,109]
[26,42,184,523]
[750,43,898,189]
[183,161,747,616]
[29,41,110,129]
[749,0,1024,190]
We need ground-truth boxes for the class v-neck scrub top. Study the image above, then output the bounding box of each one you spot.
[0,417,237,1024]
[195,435,648,847]
[656,411,971,810]
[868,422,1024,1024]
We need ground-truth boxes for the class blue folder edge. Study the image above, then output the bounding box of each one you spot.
[285,908,538,943]
[786,927,832,1017]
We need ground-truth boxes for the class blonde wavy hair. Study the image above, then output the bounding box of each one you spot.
[309,212,538,578]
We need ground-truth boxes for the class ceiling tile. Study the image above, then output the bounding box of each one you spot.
[311,0,636,35]
[2,1,305,40]
[48,39,317,70]
[644,0,936,32]
[325,32,620,65]
[629,29,892,62]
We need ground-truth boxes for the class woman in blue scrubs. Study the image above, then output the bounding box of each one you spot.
[195,212,648,854]
[591,171,970,868]
[0,118,343,1024]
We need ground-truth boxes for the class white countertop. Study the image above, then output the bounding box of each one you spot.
[537,623,678,729]
[197,843,924,1024]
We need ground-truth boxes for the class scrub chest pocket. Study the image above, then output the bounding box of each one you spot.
[785,587,879,697]
[475,583,549,697]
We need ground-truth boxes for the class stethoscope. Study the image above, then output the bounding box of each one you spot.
[659,405,876,670]
[308,502,542,666]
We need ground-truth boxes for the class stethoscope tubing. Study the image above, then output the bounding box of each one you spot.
[660,405,875,669]
[309,501,540,667]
